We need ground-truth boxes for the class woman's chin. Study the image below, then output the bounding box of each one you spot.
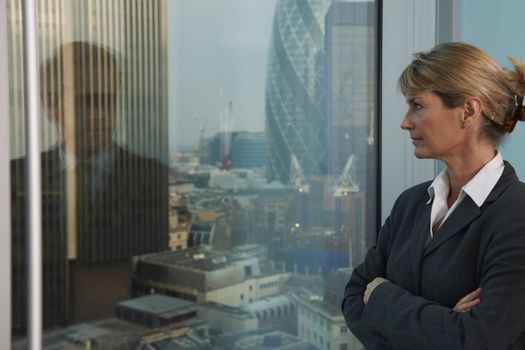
[413,149,430,159]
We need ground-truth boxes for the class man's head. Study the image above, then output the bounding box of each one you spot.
[40,41,121,157]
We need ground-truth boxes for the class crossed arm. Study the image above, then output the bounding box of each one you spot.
[341,214,525,350]
[364,277,482,312]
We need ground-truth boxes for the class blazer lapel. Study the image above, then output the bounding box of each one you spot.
[424,161,518,257]
[424,195,480,257]
[410,202,431,295]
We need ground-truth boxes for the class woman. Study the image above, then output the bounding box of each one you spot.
[341,42,525,350]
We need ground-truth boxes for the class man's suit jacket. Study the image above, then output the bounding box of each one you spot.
[11,143,168,331]
[342,162,525,350]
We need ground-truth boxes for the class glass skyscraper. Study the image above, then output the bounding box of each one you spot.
[325,1,377,265]
[265,0,331,184]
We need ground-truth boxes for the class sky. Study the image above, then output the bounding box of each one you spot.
[167,0,278,150]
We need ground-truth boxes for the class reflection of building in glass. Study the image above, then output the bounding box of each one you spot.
[325,1,377,261]
[265,0,331,183]
[8,0,168,332]
[133,246,291,307]
[202,131,267,170]
[294,269,360,349]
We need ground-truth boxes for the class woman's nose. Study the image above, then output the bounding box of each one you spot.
[400,112,413,130]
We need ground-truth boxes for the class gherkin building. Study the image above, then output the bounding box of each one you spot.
[265,0,331,183]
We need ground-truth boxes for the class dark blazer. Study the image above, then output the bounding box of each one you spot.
[11,143,168,331]
[342,162,525,350]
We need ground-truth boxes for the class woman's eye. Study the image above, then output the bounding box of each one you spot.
[413,103,423,110]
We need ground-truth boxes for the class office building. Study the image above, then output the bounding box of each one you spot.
[294,269,360,350]
[324,0,377,253]
[241,294,297,336]
[265,0,331,183]
[133,246,292,307]
[203,131,267,170]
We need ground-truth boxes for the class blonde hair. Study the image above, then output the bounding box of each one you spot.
[398,42,525,145]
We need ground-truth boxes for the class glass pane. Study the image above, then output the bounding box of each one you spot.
[8,1,377,349]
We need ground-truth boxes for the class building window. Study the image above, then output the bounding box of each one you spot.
[340,325,348,334]
[244,266,252,277]
[340,344,348,350]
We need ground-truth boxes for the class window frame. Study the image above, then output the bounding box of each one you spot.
[0,0,11,348]
[381,0,438,221]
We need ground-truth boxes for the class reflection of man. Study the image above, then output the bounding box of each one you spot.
[11,41,168,332]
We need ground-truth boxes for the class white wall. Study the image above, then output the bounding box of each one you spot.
[459,0,525,179]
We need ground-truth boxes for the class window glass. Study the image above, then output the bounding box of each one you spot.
[8,0,377,348]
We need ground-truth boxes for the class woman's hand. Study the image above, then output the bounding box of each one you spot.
[453,287,482,312]
[363,277,389,304]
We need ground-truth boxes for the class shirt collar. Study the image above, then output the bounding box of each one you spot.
[427,152,504,207]
[58,142,116,173]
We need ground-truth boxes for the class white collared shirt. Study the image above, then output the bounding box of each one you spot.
[427,152,504,238]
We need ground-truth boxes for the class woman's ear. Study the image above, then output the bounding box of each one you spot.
[462,98,482,123]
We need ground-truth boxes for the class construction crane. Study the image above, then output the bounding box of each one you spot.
[289,154,309,193]
[334,154,359,197]
[220,101,233,170]
[198,120,207,162]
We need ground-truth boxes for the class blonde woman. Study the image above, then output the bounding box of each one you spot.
[342,42,525,349]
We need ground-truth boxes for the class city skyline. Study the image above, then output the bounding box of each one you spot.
[8,1,376,349]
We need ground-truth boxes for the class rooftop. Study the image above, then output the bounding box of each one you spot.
[202,302,256,319]
[137,246,258,273]
[117,294,195,316]
[241,294,293,314]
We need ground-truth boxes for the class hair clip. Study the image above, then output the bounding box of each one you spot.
[503,94,525,133]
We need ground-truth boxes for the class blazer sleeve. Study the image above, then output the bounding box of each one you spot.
[341,204,395,348]
[357,221,525,350]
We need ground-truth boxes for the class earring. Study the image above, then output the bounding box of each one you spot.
[461,122,469,129]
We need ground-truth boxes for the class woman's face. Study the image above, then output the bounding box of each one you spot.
[401,90,465,160]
